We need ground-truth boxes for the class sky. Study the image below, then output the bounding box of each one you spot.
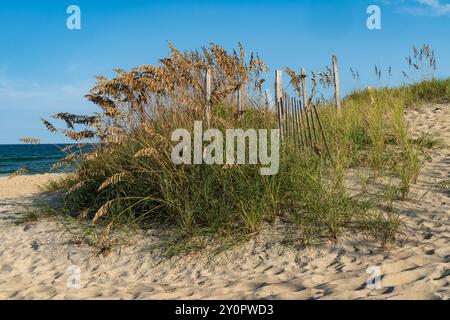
[0,0,449,144]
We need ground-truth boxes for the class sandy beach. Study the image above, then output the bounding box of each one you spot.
[0,104,449,300]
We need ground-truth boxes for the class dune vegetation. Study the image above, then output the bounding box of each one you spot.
[36,43,449,255]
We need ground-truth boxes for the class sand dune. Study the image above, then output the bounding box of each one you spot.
[0,104,449,300]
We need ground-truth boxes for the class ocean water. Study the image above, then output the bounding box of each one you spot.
[0,144,83,176]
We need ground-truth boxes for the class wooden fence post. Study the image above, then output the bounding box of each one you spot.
[300,68,308,109]
[205,67,212,126]
[275,70,284,140]
[242,80,247,109]
[301,68,314,148]
[237,85,243,112]
[275,70,283,106]
[265,89,272,110]
[332,55,341,111]
[235,76,247,113]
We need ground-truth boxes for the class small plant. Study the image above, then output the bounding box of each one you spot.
[412,132,445,150]
[371,212,401,250]
[383,181,399,212]
[390,146,423,201]
[357,171,370,195]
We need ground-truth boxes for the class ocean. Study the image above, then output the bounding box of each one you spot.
[0,144,84,176]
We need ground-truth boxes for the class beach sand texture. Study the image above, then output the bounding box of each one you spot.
[0,104,449,300]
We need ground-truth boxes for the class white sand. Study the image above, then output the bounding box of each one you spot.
[0,104,449,300]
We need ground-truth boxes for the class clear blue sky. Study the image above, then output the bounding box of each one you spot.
[1,0,449,144]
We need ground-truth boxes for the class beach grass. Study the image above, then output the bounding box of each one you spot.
[36,43,449,255]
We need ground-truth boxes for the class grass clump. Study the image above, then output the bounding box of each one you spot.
[36,43,449,254]
[52,105,382,252]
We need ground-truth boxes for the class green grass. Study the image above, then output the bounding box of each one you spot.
[347,78,450,107]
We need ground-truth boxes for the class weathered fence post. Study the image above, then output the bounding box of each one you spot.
[275,70,283,106]
[242,80,247,109]
[332,55,341,111]
[237,84,243,113]
[284,93,290,139]
[235,76,247,113]
[300,68,308,109]
[206,67,212,126]
[301,68,314,148]
[275,70,284,141]
[265,89,272,111]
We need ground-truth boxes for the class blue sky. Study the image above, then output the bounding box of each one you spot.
[0,0,449,144]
